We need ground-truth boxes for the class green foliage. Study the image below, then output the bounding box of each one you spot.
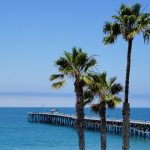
[143,28,150,44]
[49,74,64,81]
[49,47,97,90]
[103,3,150,43]
[103,22,121,44]
[111,83,123,94]
[91,104,100,114]
[84,72,123,112]
[83,90,94,106]
[51,81,66,89]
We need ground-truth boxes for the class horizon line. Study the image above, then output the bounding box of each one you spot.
[0,91,150,98]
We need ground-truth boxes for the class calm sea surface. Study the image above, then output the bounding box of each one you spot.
[0,107,150,150]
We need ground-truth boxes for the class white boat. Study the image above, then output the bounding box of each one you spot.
[50,108,58,113]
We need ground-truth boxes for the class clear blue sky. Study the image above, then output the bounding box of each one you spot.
[0,0,150,107]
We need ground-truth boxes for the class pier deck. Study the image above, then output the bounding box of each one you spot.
[28,112,150,138]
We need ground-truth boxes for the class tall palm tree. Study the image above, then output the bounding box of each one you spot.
[84,72,123,150]
[103,3,150,150]
[49,47,97,150]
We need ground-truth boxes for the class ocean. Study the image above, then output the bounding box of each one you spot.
[0,107,150,150]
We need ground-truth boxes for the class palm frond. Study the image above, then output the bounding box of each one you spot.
[112,15,120,21]
[103,22,112,34]
[51,80,66,89]
[83,90,94,106]
[120,3,127,12]
[100,72,107,86]
[76,51,88,70]
[91,104,100,114]
[131,3,141,16]
[64,51,72,64]
[55,57,70,68]
[143,28,150,44]
[103,35,116,44]
[49,74,64,81]
[49,47,97,98]
[81,75,93,86]
[84,58,97,72]
[72,47,78,65]
[111,83,123,94]
[86,72,123,112]
[129,29,139,38]
[113,97,122,105]
[107,100,116,109]
[104,3,150,43]
[107,97,122,109]
[108,77,117,86]
[55,56,75,75]
[120,4,132,16]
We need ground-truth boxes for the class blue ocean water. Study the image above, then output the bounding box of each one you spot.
[0,107,150,150]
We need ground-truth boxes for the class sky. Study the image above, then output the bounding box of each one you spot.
[0,0,150,107]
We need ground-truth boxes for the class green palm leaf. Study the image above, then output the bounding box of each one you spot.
[49,47,97,91]
[91,104,100,114]
[103,3,150,42]
[49,74,64,81]
[83,90,94,106]
[143,28,150,44]
[51,80,66,89]
[111,83,123,94]
[84,72,122,109]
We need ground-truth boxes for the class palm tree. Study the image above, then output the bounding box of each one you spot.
[103,3,150,150]
[84,72,123,150]
[49,47,97,150]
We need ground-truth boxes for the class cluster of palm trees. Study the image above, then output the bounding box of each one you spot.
[49,3,150,150]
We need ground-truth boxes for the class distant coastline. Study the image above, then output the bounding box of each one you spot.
[0,92,150,108]
[0,91,149,98]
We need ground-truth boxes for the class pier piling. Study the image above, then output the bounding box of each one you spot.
[28,112,150,138]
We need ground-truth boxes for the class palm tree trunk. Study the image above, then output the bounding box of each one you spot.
[122,39,133,150]
[74,77,85,150]
[100,101,106,150]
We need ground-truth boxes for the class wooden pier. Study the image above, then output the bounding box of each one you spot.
[28,112,150,138]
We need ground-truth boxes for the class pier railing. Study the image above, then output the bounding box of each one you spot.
[28,112,150,138]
